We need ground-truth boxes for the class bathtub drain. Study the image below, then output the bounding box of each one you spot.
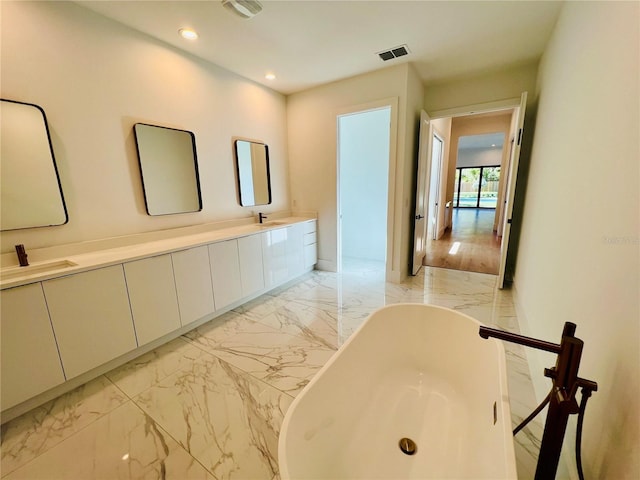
[398,437,417,456]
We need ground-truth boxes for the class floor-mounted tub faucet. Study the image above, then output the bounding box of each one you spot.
[259,212,268,224]
[15,244,29,267]
[479,323,597,480]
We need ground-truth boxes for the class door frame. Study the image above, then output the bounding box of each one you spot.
[497,92,527,287]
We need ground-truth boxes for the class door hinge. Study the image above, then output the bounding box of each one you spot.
[517,128,523,146]
[507,218,512,224]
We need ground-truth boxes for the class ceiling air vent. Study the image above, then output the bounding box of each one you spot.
[377,44,410,61]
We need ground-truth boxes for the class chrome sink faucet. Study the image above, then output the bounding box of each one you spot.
[15,244,29,267]
[259,212,268,224]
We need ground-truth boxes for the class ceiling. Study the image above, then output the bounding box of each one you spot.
[75,0,563,95]
[458,132,505,150]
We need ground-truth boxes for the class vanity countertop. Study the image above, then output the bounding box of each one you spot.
[0,216,315,289]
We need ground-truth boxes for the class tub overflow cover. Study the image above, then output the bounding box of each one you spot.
[399,437,417,455]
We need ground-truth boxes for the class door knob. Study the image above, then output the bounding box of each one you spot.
[415,214,424,220]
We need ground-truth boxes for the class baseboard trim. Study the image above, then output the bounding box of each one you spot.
[316,259,336,272]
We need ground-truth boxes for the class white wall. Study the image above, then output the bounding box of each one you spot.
[339,108,390,262]
[514,2,639,478]
[0,1,288,253]
[457,146,503,168]
[287,63,424,280]
[424,62,538,113]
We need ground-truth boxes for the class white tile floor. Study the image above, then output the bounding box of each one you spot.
[1,265,543,479]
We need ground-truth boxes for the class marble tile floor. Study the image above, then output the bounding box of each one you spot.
[1,266,545,479]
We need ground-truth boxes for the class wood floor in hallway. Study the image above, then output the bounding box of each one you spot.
[423,208,501,275]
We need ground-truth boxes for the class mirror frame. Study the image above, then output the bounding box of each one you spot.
[133,122,202,216]
[0,98,68,231]
[233,138,272,207]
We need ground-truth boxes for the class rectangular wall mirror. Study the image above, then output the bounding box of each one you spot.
[133,123,202,216]
[1,99,68,231]
[234,139,272,207]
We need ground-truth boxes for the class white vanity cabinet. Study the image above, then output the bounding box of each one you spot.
[262,227,289,288]
[1,216,318,417]
[209,240,242,310]
[42,265,138,380]
[238,234,265,297]
[303,220,318,268]
[171,246,215,326]
[124,255,181,346]
[1,283,66,410]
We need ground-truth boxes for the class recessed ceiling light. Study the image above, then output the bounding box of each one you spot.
[265,73,276,80]
[179,28,198,40]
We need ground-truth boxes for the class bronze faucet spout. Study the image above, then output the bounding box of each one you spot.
[478,325,562,354]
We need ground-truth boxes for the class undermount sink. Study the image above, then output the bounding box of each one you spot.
[259,221,288,227]
[1,260,78,281]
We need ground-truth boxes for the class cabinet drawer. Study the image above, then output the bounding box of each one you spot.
[303,231,317,246]
[303,221,316,234]
[304,243,318,268]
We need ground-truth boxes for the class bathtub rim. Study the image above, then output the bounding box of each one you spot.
[278,303,517,479]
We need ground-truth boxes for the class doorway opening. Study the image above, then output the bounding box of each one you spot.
[337,105,391,274]
[423,121,510,275]
[412,92,527,286]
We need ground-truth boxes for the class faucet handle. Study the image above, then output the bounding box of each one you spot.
[15,244,29,267]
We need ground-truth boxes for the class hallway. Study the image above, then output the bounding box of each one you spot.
[423,208,501,275]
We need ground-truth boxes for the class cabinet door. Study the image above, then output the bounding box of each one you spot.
[124,255,181,346]
[209,240,242,310]
[238,234,265,297]
[1,283,66,410]
[287,223,305,278]
[262,228,289,288]
[43,266,137,380]
[171,246,215,326]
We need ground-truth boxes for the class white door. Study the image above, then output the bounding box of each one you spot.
[428,133,444,241]
[412,110,431,274]
[498,92,528,288]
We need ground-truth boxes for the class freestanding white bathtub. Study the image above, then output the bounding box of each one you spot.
[278,303,517,479]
